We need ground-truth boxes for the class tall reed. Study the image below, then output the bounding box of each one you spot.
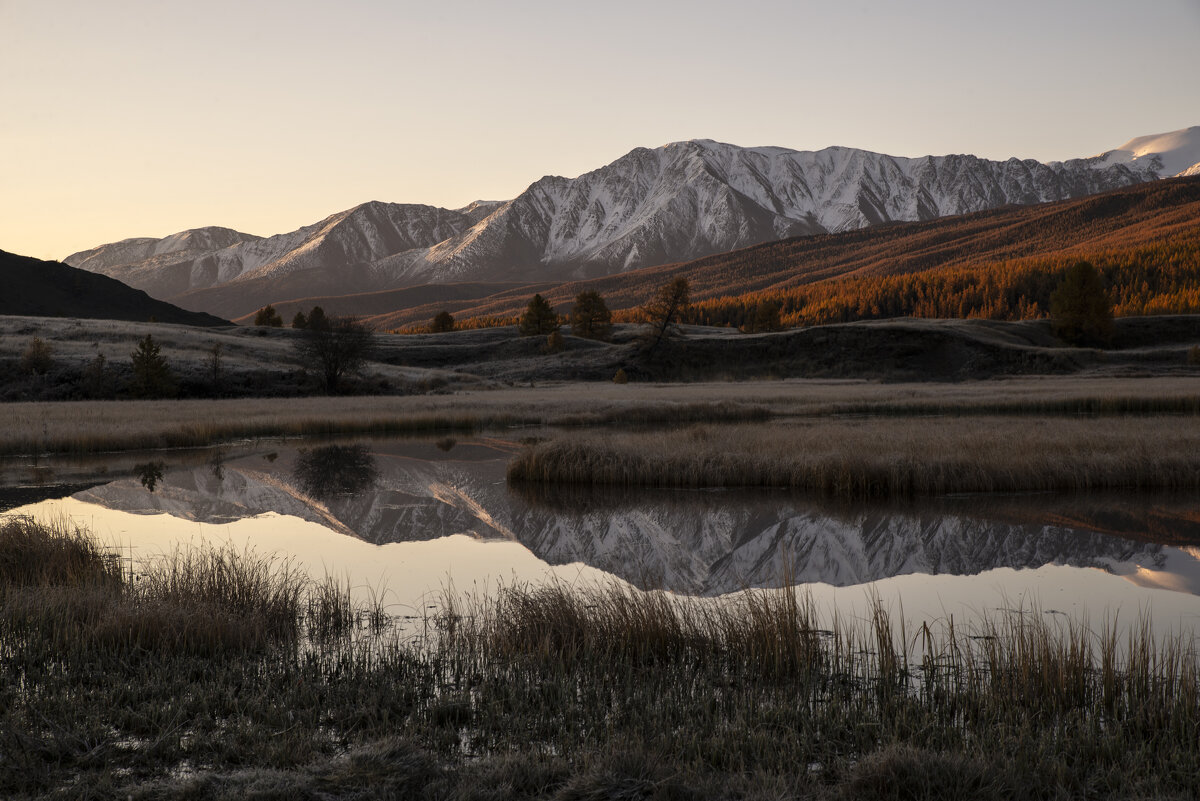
[3,518,1199,799]
[508,416,1200,500]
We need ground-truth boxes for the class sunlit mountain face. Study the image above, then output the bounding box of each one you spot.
[62,127,1198,320]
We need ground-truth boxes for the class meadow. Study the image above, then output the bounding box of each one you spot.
[507,415,1200,501]
[4,374,1200,456]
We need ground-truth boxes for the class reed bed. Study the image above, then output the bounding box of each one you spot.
[508,416,1200,500]
[3,517,1200,799]
[0,394,771,456]
[4,375,1200,456]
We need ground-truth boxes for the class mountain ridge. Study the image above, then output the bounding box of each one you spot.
[64,127,1198,319]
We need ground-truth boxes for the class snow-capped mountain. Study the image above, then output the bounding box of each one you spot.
[65,127,1198,318]
[73,442,1198,596]
[1088,127,1200,180]
[67,202,479,306]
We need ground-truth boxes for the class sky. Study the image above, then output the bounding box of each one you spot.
[2,0,1198,261]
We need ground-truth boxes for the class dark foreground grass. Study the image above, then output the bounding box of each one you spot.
[2,517,1199,800]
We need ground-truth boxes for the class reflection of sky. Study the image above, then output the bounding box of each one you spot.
[14,497,1200,642]
[17,498,617,616]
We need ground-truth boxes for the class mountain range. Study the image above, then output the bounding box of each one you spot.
[63,127,1200,320]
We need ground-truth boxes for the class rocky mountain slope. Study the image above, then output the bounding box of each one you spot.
[64,127,1198,319]
[357,175,1200,331]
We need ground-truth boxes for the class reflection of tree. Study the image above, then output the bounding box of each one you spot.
[293,445,378,501]
[135,462,165,492]
[208,449,226,482]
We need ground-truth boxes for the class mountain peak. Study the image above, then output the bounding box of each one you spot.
[1095,125,1200,177]
[64,126,1192,319]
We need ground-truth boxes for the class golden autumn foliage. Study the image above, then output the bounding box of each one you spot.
[395,177,1200,333]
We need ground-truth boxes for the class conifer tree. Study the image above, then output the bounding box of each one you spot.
[1050,261,1113,346]
[570,291,613,340]
[638,277,690,356]
[129,334,175,398]
[518,294,558,336]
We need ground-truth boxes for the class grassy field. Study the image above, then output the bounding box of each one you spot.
[2,517,1199,800]
[508,414,1200,500]
[4,375,1200,457]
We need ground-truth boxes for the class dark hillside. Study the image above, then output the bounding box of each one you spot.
[0,249,228,326]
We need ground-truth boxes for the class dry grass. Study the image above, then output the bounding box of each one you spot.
[508,415,1200,500]
[3,518,1200,799]
[4,375,1200,456]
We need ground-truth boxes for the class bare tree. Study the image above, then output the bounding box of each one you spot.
[294,316,374,394]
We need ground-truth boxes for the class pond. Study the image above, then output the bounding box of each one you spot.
[5,434,1200,638]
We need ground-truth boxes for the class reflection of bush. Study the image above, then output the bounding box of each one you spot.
[293,444,378,500]
[134,461,165,492]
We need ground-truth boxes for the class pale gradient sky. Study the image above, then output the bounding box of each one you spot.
[2,0,1198,261]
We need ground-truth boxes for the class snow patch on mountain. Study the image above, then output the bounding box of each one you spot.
[1090,126,1200,178]
[63,126,1197,315]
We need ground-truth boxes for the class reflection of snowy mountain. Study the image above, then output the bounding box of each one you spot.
[75,442,1189,595]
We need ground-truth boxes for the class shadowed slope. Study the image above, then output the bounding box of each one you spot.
[0,249,228,326]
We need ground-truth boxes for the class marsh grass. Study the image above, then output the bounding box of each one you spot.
[3,518,1200,799]
[0,395,771,457]
[5,375,1200,457]
[508,416,1200,500]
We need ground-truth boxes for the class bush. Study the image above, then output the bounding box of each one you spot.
[19,337,53,375]
[294,316,373,394]
[519,294,558,336]
[544,330,565,354]
[1050,261,1113,346]
[81,353,113,398]
[613,368,629,384]
[254,305,283,327]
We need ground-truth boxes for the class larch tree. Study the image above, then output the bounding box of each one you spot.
[570,291,613,340]
[638,277,690,357]
[518,294,558,336]
[1049,261,1113,346]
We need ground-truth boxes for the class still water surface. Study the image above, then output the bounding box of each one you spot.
[5,435,1200,637]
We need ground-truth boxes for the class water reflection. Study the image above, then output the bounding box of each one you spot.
[34,437,1200,599]
[134,461,165,493]
[292,444,378,501]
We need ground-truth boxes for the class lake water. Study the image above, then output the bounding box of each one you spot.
[5,434,1200,639]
